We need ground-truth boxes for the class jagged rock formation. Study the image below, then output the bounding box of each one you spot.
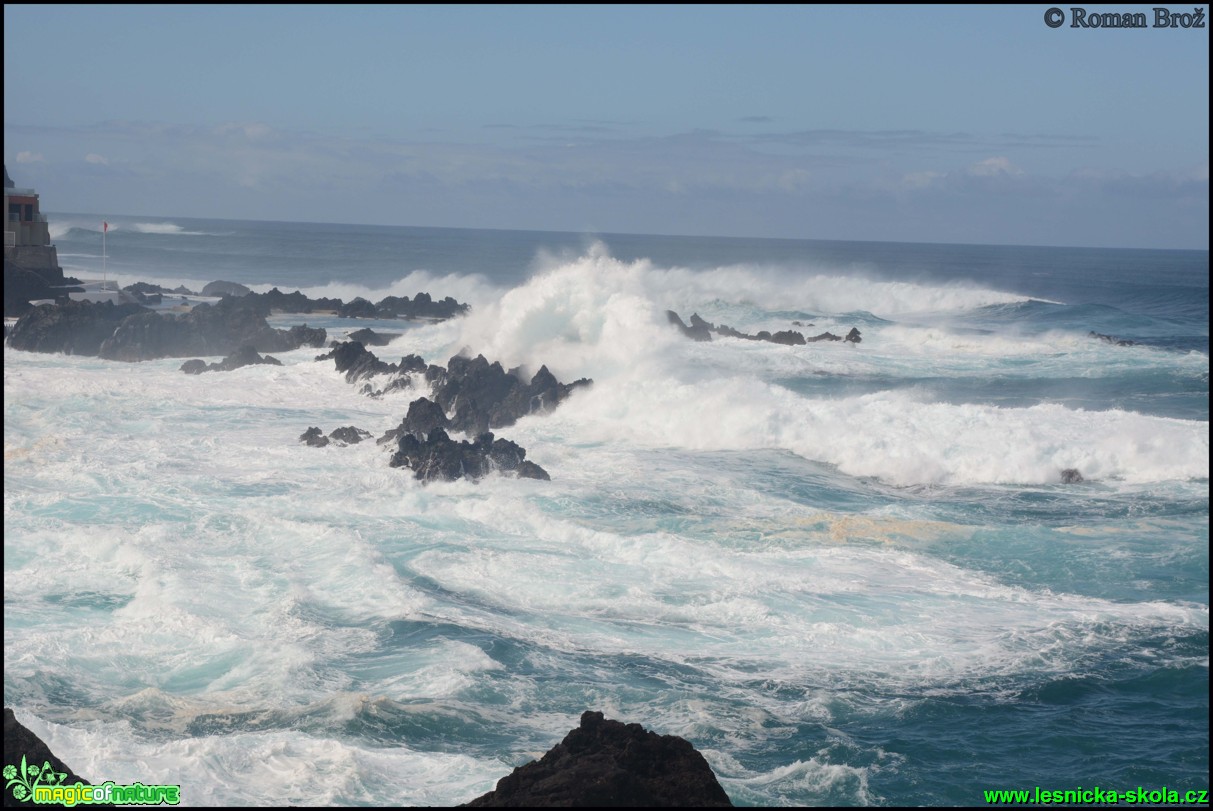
[299,426,373,448]
[666,311,861,345]
[320,344,591,435]
[463,710,732,807]
[428,354,592,436]
[316,341,428,385]
[390,426,550,482]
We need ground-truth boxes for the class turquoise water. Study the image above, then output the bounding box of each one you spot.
[4,216,1208,805]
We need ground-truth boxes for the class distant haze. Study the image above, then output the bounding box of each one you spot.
[4,5,1208,249]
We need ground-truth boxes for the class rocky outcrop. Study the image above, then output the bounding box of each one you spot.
[97,297,327,361]
[463,710,732,807]
[6,300,149,356]
[3,261,82,318]
[666,311,712,342]
[7,296,327,362]
[316,341,427,385]
[1060,468,1085,483]
[3,708,93,807]
[667,311,861,347]
[179,345,283,374]
[430,354,592,436]
[299,426,373,448]
[347,328,400,347]
[376,292,470,321]
[200,280,252,298]
[390,426,550,483]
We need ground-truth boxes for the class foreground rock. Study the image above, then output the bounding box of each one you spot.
[464,710,732,807]
[3,708,93,806]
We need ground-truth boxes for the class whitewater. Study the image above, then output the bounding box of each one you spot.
[4,216,1208,805]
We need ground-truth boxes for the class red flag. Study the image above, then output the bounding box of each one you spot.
[103,221,108,232]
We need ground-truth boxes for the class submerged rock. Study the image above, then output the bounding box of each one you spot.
[463,710,732,807]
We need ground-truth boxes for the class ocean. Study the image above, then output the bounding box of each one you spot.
[4,215,1208,806]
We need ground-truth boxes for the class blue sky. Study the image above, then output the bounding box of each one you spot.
[4,4,1209,248]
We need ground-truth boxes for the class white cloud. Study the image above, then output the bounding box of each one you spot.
[966,156,1022,177]
[16,151,44,163]
[84,153,109,165]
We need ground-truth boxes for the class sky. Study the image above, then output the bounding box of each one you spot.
[4,4,1209,249]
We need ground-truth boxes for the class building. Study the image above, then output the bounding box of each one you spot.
[4,164,61,272]
[4,165,73,318]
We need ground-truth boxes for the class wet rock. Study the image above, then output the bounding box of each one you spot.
[1060,468,1085,483]
[179,345,283,374]
[6,299,148,356]
[389,427,550,483]
[328,426,372,445]
[666,311,712,341]
[299,427,330,447]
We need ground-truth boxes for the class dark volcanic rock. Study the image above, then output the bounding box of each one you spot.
[379,396,452,446]
[347,327,400,347]
[6,300,148,355]
[463,710,732,807]
[299,427,330,448]
[4,708,93,806]
[389,427,550,483]
[666,310,712,342]
[328,426,372,445]
[1060,468,1085,483]
[201,280,252,298]
[667,310,858,349]
[377,293,470,320]
[179,345,283,374]
[434,354,591,435]
[338,297,379,319]
[318,341,405,383]
[97,296,326,361]
[769,330,806,346]
[252,287,342,314]
[4,260,78,318]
